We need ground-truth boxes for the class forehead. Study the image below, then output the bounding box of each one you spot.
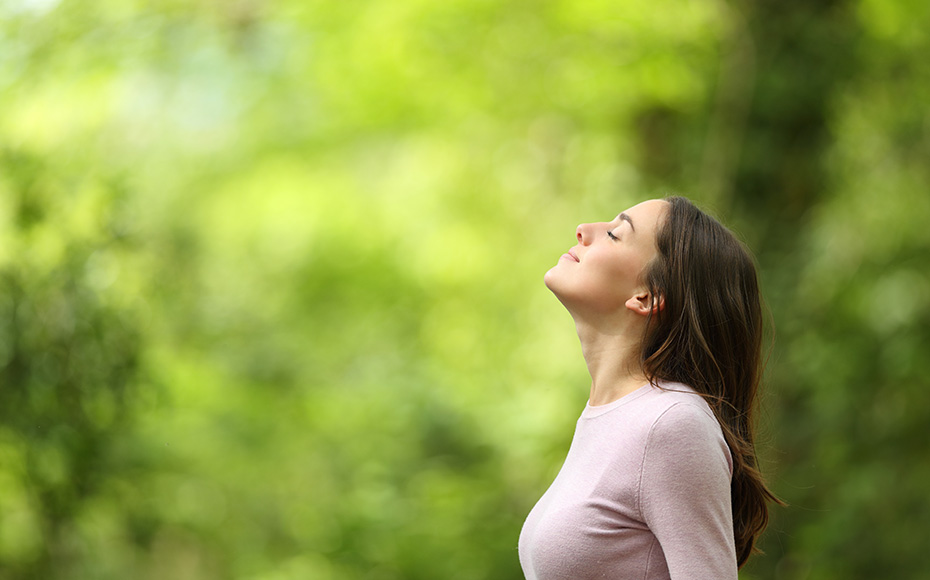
[623,199,668,233]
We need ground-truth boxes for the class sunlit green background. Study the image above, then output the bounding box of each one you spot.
[1,0,929,578]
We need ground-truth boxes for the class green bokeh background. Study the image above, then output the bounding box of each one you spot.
[1,0,928,578]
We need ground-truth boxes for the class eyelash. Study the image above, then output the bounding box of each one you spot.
[607,230,619,241]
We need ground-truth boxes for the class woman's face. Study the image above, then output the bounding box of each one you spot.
[544,199,668,316]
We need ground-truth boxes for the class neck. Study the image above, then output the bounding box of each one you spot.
[573,315,650,406]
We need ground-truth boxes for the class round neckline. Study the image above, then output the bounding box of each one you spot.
[581,382,655,418]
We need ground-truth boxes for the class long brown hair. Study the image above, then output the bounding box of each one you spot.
[640,196,782,568]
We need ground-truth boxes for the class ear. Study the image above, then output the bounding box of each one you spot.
[625,290,664,317]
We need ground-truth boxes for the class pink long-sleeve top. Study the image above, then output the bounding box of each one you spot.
[518,382,738,580]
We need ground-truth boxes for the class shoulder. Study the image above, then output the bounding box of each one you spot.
[635,385,739,578]
[581,383,725,456]
[640,384,733,478]
[634,381,719,428]
[652,401,720,440]
[636,393,733,512]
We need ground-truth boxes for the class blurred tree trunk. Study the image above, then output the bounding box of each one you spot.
[634,1,860,576]
[637,0,858,249]
[723,1,858,247]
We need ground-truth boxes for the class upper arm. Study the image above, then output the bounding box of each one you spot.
[639,403,738,580]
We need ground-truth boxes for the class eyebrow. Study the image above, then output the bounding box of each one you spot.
[618,213,635,232]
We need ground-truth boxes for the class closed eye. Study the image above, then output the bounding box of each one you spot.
[607,230,619,241]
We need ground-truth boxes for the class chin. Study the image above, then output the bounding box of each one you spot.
[544,268,571,304]
[543,266,560,293]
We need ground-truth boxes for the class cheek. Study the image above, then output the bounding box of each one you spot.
[587,261,628,298]
[587,252,629,284]
[585,252,646,302]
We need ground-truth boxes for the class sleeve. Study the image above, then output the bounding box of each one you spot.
[638,403,738,580]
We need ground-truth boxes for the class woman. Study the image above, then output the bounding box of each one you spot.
[518,196,780,579]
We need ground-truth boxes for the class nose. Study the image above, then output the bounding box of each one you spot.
[576,223,590,245]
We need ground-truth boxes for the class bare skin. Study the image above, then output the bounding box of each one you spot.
[543,199,669,406]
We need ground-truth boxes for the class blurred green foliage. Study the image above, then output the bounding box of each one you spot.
[1,0,928,578]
